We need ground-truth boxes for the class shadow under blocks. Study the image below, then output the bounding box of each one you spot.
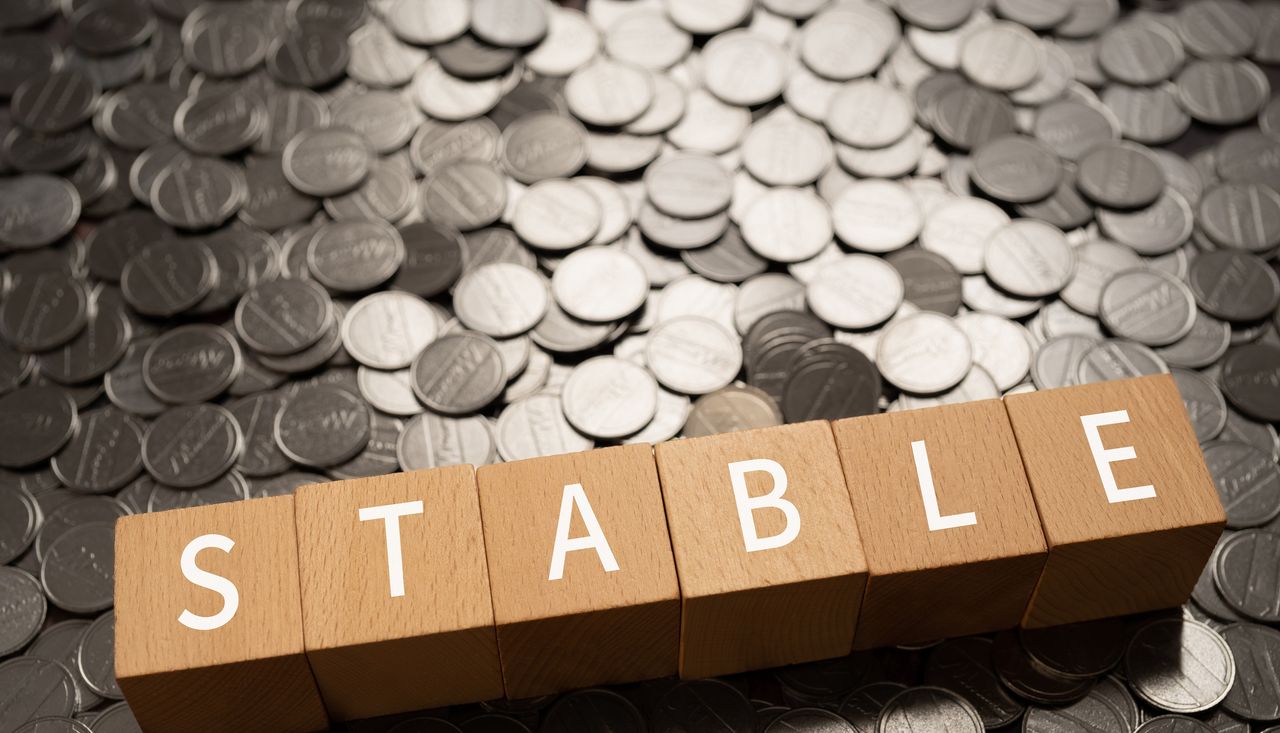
[113,374,1224,732]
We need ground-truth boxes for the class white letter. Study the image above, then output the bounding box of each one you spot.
[178,534,239,631]
[548,483,619,581]
[912,441,978,531]
[359,501,425,597]
[727,459,801,552]
[1081,410,1156,503]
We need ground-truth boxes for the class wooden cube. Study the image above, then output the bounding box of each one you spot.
[654,422,868,678]
[475,444,680,698]
[114,497,329,733]
[832,400,1048,649]
[1004,374,1226,628]
[293,467,503,721]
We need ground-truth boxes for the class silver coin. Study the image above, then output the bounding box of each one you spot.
[512,178,602,251]
[983,220,1075,299]
[454,263,549,338]
[227,391,293,478]
[921,197,1011,275]
[565,59,653,127]
[50,407,144,494]
[149,155,245,230]
[274,384,370,468]
[923,638,1024,729]
[1214,530,1280,623]
[306,219,405,293]
[1098,269,1196,347]
[1022,687,1129,733]
[142,324,242,404]
[0,272,89,353]
[877,687,984,733]
[741,187,834,264]
[0,567,46,657]
[550,246,648,323]
[1076,339,1169,384]
[33,495,128,563]
[328,413,402,481]
[1172,369,1228,444]
[147,470,249,511]
[495,393,593,462]
[409,60,504,122]
[831,181,922,255]
[397,412,494,470]
[825,79,913,149]
[1203,441,1280,530]
[807,254,904,330]
[877,312,972,394]
[235,278,334,357]
[282,125,370,197]
[24,620,100,713]
[1126,618,1235,714]
[1218,622,1280,722]
[40,522,114,614]
[0,175,80,249]
[419,158,507,233]
[0,658,78,731]
[341,292,439,371]
[411,332,507,416]
[0,485,40,565]
[0,386,77,469]
[646,316,743,396]
[561,356,658,440]
[75,610,119,700]
[142,403,242,488]
[956,312,1031,391]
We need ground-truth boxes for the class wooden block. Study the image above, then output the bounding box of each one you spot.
[832,400,1048,648]
[1004,374,1226,628]
[114,496,329,733]
[475,444,680,698]
[653,421,868,678]
[293,466,503,721]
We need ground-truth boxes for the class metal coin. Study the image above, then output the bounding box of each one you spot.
[147,469,248,510]
[1022,686,1130,733]
[50,407,144,494]
[0,386,77,469]
[646,316,743,396]
[513,178,601,251]
[801,6,898,81]
[33,495,128,563]
[992,630,1093,705]
[282,126,370,198]
[983,220,1074,299]
[877,312,972,395]
[398,413,495,470]
[1176,60,1270,126]
[652,678,757,733]
[150,155,245,230]
[564,59,653,127]
[40,522,114,614]
[142,324,242,404]
[495,393,591,462]
[0,272,89,353]
[1188,251,1280,324]
[174,89,264,156]
[10,70,98,134]
[1136,716,1214,733]
[683,384,783,439]
[235,278,334,357]
[306,219,404,294]
[831,181,922,255]
[922,638,1022,729]
[1214,530,1280,623]
[328,413,402,481]
[142,403,242,488]
[957,312,1031,391]
[24,620,100,712]
[0,566,47,657]
[1218,622,1280,722]
[227,392,293,478]
[0,658,78,730]
[454,263,549,338]
[266,25,349,89]
[551,246,648,323]
[1098,269,1196,347]
[273,384,370,468]
[419,158,507,233]
[1172,369,1228,444]
[0,175,81,250]
[877,687,983,733]
[1220,344,1280,423]
[119,239,216,318]
[76,610,119,699]
[1126,618,1236,713]
[90,703,141,733]
[1075,340,1170,385]
[341,292,438,371]
[561,356,658,440]
[0,485,40,565]
[411,332,507,416]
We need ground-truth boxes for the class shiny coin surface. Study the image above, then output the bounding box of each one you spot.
[1126,618,1235,714]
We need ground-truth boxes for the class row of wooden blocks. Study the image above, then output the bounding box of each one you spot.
[114,375,1225,733]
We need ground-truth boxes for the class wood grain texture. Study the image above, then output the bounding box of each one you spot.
[475,443,680,698]
[654,421,868,678]
[1004,374,1225,627]
[114,496,329,733]
[832,400,1047,648]
[293,466,503,721]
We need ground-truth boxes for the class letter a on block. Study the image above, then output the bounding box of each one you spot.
[178,534,239,631]
[1003,375,1225,627]
[549,483,619,580]
[912,441,978,531]
[1080,411,1156,504]
[728,459,801,552]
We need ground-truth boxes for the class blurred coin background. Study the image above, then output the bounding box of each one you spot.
[2,0,1280,730]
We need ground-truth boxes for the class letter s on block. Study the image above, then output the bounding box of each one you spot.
[1081,410,1156,504]
[728,459,800,552]
[178,534,239,632]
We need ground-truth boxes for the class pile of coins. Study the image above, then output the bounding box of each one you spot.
[1,0,1280,730]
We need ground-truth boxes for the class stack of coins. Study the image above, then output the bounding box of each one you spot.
[1,0,1279,730]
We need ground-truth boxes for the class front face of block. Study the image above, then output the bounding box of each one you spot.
[475,444,679,698]
[832,400,1047,647]
[654,421,868,677]
[293,466,503,721]
[1004,374,1226,627]
[114,496,328,733]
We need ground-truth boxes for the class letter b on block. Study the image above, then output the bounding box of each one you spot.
[655,422,868,678]
[114,497,329,733]
[1004,374,1225,627]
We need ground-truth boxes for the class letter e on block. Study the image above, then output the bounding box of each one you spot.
[654,422,868,678]
[1004,374,1226,627]
[832,400,1048,649]
[114,497,329,733]
[293,467,503,721]
[476,444,680,698]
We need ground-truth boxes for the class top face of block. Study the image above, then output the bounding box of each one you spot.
[1003,374,1225,546]
[475,444,678,625]
[293,466,495,652]
[832,399,1046,574]
[654,421,867,598]
[114,496,306,678]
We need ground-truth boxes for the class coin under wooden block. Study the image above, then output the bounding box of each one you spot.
[293,466,503,721]
[114,496,329,733]
[654,421,868,678]
[1005,374,1226,628]
[832,400,1048,649]
[475,444,680,698]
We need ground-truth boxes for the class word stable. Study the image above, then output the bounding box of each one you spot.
[114,375,1225,733]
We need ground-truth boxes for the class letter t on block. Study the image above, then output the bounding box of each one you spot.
[1004,374,1226,628]
[114,497,329,733]
[655,422,868,678]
